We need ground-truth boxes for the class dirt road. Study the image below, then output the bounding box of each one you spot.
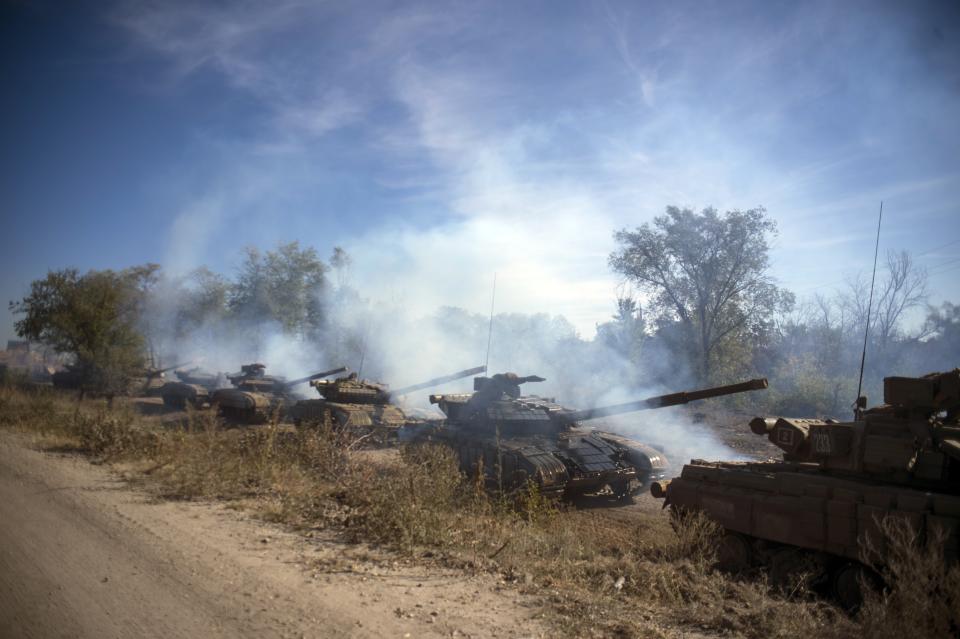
[0,432,546,639]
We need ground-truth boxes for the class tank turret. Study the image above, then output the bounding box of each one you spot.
[173,367,221,388]
[131,361,191,396]
[212,366,347,423]
[422,373,769,501]
[746,369,960,487]
[160,366,221,409]
[227,363,267,387]
[289,366,486,441]
[143,361,191,379]
[653,369,960,610]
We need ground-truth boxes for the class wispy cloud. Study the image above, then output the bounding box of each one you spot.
[107,0,960,335]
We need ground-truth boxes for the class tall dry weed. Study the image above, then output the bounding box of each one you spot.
[858,516,960,639]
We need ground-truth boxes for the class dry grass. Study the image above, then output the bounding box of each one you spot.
[858,517,960,639]
[1,382,954,638]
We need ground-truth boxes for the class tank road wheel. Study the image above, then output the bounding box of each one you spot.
[769,549,823,595]
[163,395,186,410]
[717,531,753,574]
[610,480,635,503]
[832,562,882,612]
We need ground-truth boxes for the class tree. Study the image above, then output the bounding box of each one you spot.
[174,267,230,336]
[916,302,960,372]
[9,266,158,394]
[329,246,352,288]
[596,296,646,364]
[229,242,329,339]
[609,206,794,383]
[873,251,928,350]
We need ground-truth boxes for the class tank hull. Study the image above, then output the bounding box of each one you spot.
[661,459,960,607]
[424,427,669,499]
[211,388,281,423]
[160,382,211,409]
[290,399,412,443]
[51,370,81,389]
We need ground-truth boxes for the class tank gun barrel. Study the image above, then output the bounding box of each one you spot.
[391,365,487,395]
[563,378,768,422]
[284,366,348,388]
[149,361,192,377]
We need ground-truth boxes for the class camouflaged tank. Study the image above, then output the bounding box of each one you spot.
[130,362,190,397]
[160,367,225,409]
[290,366,486,442]
[421,373,768,501]
[53,361,185,395]
[651,369,960,609]
[211,365,347,423]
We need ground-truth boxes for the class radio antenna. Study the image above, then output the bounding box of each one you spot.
[484,273,497,372]
[357,325,369,378]
[855,201,883,419]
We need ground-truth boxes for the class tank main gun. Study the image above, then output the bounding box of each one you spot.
[559,378,769,423]
[391,365,486,395]
[290,366,488,439]
[310,365,488,403]
[146,361,191,378]
[429,375,769,433]
[281,366,348,389]
[227,364,346,394]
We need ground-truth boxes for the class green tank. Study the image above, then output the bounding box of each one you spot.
[139,363,188,396]
[652,369,960,609]
[211,365,347,423]
[160,367,225,409]
[53,361,187,396]
[289,366,486,442]
[420,373,768,501]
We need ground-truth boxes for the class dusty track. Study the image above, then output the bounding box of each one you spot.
[0,432,545,639]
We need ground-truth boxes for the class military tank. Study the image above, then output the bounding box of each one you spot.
[651,369,960,609]
[290,365,486,442]
[52,361,186,395]
[212,365,347,423]
[420,373,769,501]
[51,363,84,390]
[159,367,226,409]
[127,361,190,396]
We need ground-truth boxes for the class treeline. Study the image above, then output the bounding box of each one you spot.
[603,207,958,416]
[9,207,959,416]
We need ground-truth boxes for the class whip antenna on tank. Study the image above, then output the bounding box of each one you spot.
[854,201,883,419]
[484,273,497,372]
[357,327,368,378]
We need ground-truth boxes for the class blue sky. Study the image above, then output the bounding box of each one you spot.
[3,0,959,341]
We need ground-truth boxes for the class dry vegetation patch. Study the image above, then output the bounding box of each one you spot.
[2,383,955,638]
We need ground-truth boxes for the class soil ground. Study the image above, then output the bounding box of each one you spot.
[0,430,549,639]
[0,394,781,639]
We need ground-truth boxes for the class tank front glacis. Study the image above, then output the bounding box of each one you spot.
[422,373,767,501]
[654,369,960,607]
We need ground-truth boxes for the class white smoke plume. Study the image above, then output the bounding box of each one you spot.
[143,259,757,469]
